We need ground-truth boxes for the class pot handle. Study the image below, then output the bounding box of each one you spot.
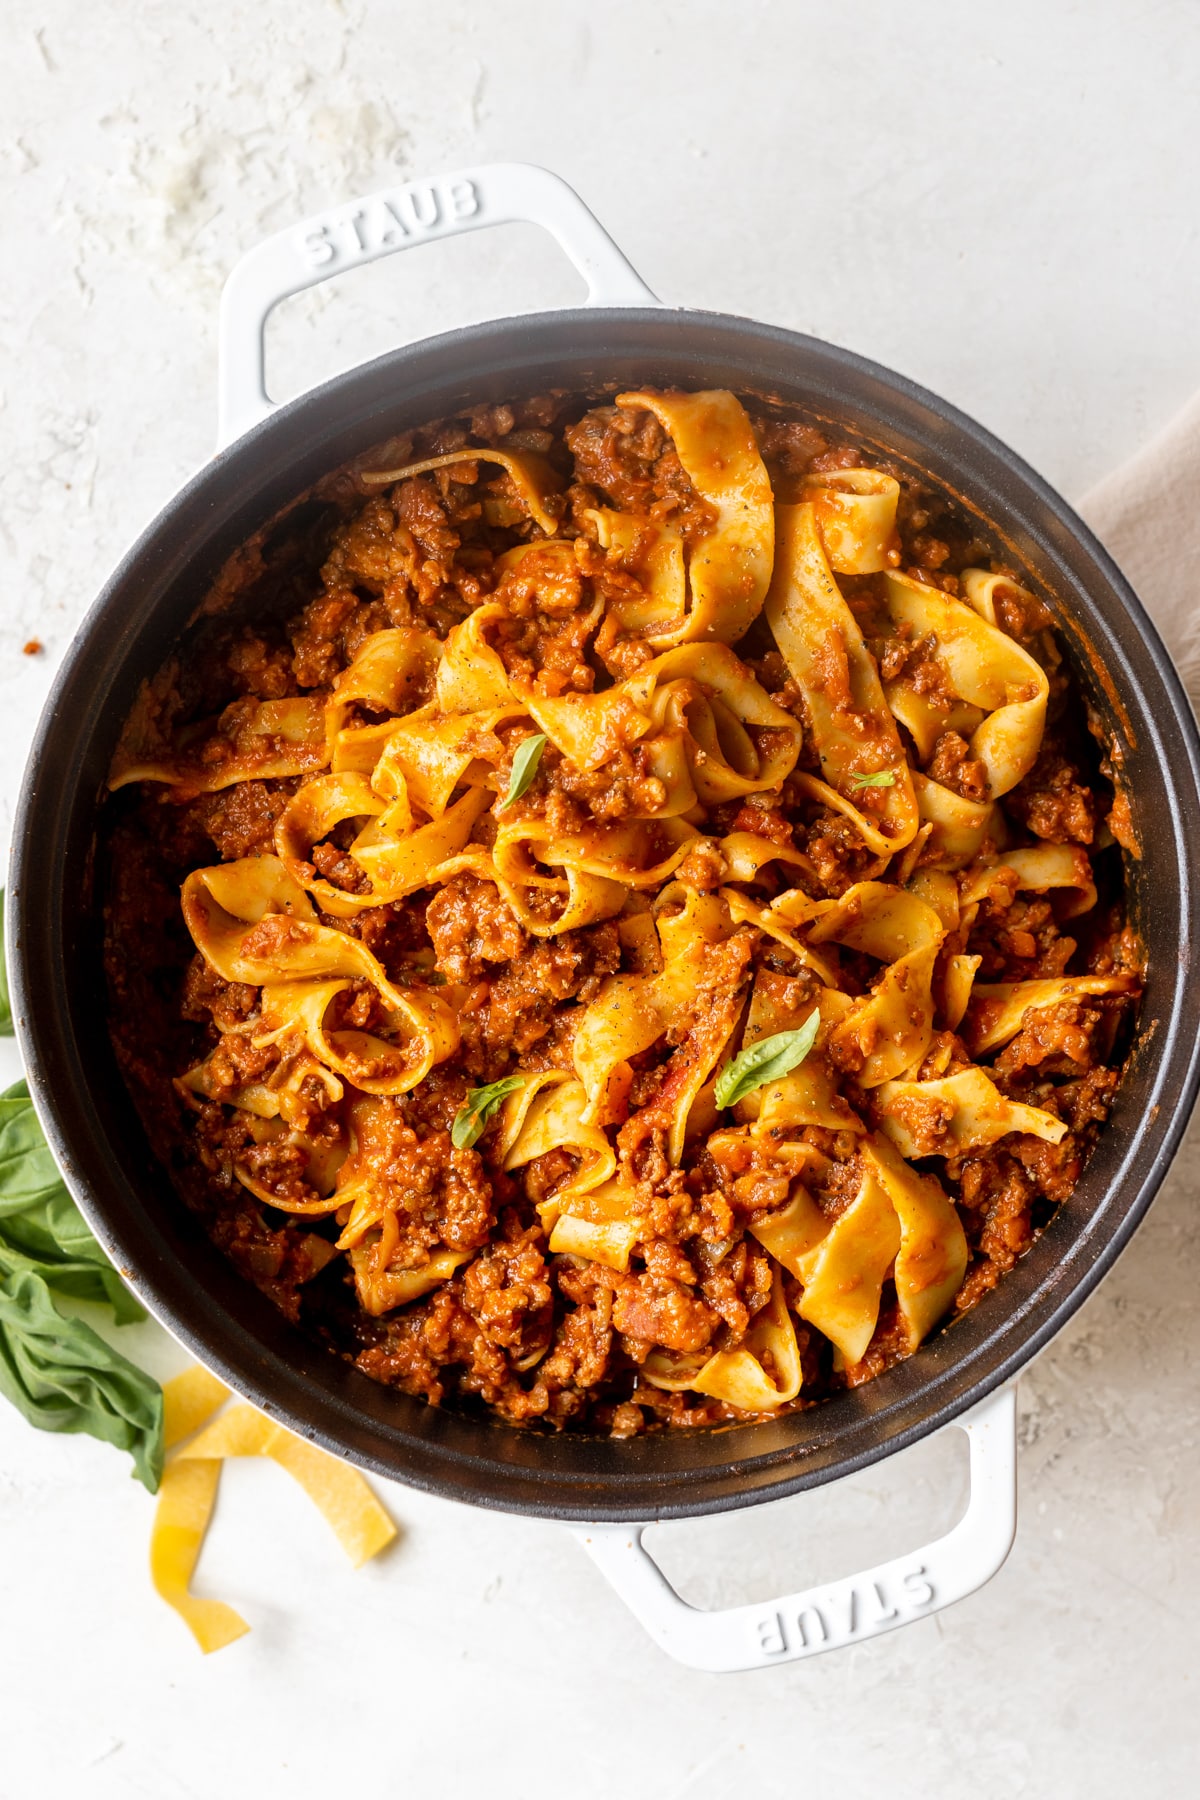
[217,161,661,447]
[569,1382,1017,1673]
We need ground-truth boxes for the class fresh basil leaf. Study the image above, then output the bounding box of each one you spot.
[451,1075,527,1149]
[849,770,897,789]
[0,1237,142,1326]
[497,734,546,812]
[0,1081,144,1324]
[0,891,12,1035]
[714,1011,822,1110]
[0,1080,75,1216]
[0,1267,163,1490]
[0,1077,161,1485]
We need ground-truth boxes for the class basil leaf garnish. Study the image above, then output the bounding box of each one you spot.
[0,1079,163,1489]
[0,892,13,1036]
[497,734,547,812]
[714,1011,822,1110]
[451,1075,527,1149]
[849,770,896,789]
[0,1269,163,1491]
[0,1082,143,1322]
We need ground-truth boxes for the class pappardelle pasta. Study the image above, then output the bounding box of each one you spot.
[104,388,1141,1433]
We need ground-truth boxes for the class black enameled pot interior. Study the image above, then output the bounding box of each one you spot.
[11,309,1200,1521]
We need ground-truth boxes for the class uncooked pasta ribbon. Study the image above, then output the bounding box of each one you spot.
[150,1366,395,1653]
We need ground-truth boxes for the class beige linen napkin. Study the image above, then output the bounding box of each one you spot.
[1079,391,1200,705]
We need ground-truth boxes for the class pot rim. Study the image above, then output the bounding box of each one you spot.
[11,303,1200,1521]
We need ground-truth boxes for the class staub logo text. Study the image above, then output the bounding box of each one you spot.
[296,178,482,270]
[753,1565,935,1658]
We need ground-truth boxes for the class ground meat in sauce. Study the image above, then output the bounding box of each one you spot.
[102,388,1142,1438]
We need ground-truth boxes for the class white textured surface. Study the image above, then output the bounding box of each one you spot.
[2,3,1199,1794]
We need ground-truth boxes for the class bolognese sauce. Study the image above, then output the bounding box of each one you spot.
[103,389,1141,1435]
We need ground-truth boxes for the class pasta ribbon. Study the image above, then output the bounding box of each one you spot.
[356,787,494,909]
[274,771,387,863]
[965,974,1140,1056]
[876,1065,1067,1158]
[765,502,919,853]
[546,1181,646,1273]
[232,1116,349,1216]
[573,886,745,1158]
[177,1041,343,1127]
[181,857,459,1093]
[883,573,1049,799]
[642,644,802,803]
[493,1069,574,1157]
[349,1245,472,1316]
[720,889,840,987]
[177,1404,395,1564]
[111,698,328,796]
[720,831,816,888]
[869,1135,969,1352]
[255,976,457,1098]
[494,1075,640,1269]
[792,1160,901,1364]
[586,507,687,637]
[151,1372,395,1653]
[961,567,1046,631]
[548,1210,639,1272]
[800,468,900,573]
[960,844,1098,921]
[525,680,658,772]
[733,976,862,1135]
[371,706,525,818]
[436,604,515,713]
[493,815,699,894]
[361,447,563,535]
[277,786,493,920]
[807,881,947,1086]
[572,971,672,1128]
[325,627,442,743]
[942,954,984,1031]
[436,845,630,940]
[753,1136,966,1364]
[522,643,801,812]
[182,858,383,995]
[151,1459,248,1654]
[181,857,321,980]
[912,771,998,868]
[643,1262,802,1411]
[886,687,986,764]
[749,1178,831,1273]
[613,389,775,647]
[691,1263,802,1409]
[501,1076,619,1226]
[164,1365,231,1448]
[905,867,960,930]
